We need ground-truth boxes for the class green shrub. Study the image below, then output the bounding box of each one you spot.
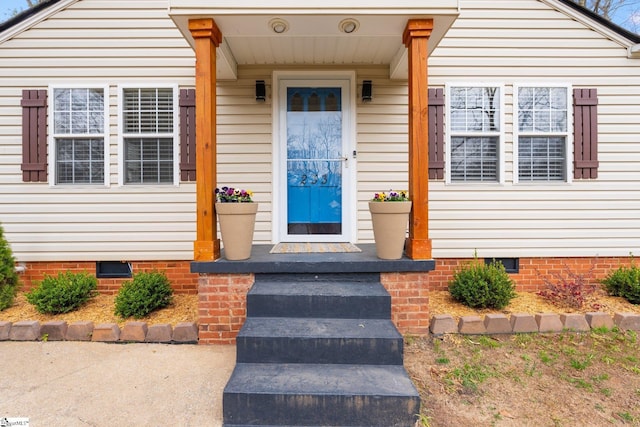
[449,258,516,309]
[601,260,640,305]
[0,224,20,311]
[114,271,173,319]
[26,271,97,314]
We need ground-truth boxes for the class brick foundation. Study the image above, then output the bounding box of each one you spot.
[194,256,633,343]
[427,256,633,293]
[16,261,198,294]
[19,256,627,344]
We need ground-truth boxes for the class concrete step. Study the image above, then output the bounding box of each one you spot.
[223,363,420,427]
[237,317,403,365]
[248,275,390,319]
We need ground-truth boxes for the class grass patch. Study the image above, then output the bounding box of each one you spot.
[538,350,558,365]
[566,376,594,392]
[570,353,594,371]
[617,412,635,423]
[449,363,494,392]
[477,335,501,348]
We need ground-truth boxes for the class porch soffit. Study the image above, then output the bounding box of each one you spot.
[168,0,460,80]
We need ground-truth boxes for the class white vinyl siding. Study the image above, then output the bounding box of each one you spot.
[427,0,640,258]
[216,68,274,244]
[355,69,409,242]
[1,0,640,262]
[0,0,196,261]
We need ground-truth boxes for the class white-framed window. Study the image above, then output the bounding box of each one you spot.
[514,85,571,183]
[50,86,109,185]
[446,85,504,183]
[119,85,179,185]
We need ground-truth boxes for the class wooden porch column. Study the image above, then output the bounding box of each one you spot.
[403,19,433,260]
[189,18,222,261]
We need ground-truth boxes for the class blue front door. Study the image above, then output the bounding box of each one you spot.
[286,86,345,237]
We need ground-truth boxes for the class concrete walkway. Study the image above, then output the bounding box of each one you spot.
[0,341,235,427]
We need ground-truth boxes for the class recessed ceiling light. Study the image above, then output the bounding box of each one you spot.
[339,18,360,34]
[269,18,289,34]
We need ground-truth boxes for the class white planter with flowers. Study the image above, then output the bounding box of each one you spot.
[369,191,412,260]
[215,187,257,261]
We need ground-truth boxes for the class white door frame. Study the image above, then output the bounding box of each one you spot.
[272,70,357,243]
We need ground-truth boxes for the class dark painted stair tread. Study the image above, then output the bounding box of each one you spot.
[247,279,392,319]
[224,363,419,397]
[249,279,390,297]
[238,317,401,339]
[236,318,404,364]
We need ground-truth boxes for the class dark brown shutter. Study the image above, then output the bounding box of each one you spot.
[573,88,599,179]
[179,88,196,181]
[428,88,445,180]
[21,89,48,182]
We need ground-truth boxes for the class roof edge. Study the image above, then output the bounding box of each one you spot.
[0,0,62,34]
[556,0,640,44]
[2,0,638,46]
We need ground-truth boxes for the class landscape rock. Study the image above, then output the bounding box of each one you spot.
[536,313,563,333]
[458,316,485,334]
[92,323,121,342]
[484,314,512,334]
[173,322,198,343]
[9,320,40,341]
[66,321,95,341]
[429,314,457,335]
[41,321,68,341]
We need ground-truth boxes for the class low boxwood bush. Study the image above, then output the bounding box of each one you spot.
[449,258,516,309]
[0,224,20,311]
[26,271,97,314]
[601,260,640,304]
[114,270,173,319]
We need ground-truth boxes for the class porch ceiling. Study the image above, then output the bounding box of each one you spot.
[168,1,459,80]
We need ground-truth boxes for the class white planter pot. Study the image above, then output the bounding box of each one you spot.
[215,202,258,260]
[369,201,412,260]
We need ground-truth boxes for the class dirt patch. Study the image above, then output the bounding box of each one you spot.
[410,290,640,427]
[406,331,640,426]
[0,292,198,327]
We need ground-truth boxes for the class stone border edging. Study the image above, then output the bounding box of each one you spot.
[430,312,640,335]
[0,320,199,344]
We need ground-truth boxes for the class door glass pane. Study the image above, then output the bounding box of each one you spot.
[286,87,342,235]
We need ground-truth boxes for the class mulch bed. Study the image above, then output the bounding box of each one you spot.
[430,288,640,320]
[2,289,638,327]
[0,293,198,327]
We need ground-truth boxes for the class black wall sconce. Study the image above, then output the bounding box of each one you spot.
[256,80,266,102]
[361,80,372,102]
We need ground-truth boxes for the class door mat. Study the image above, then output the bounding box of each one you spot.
[270,242,362,254]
